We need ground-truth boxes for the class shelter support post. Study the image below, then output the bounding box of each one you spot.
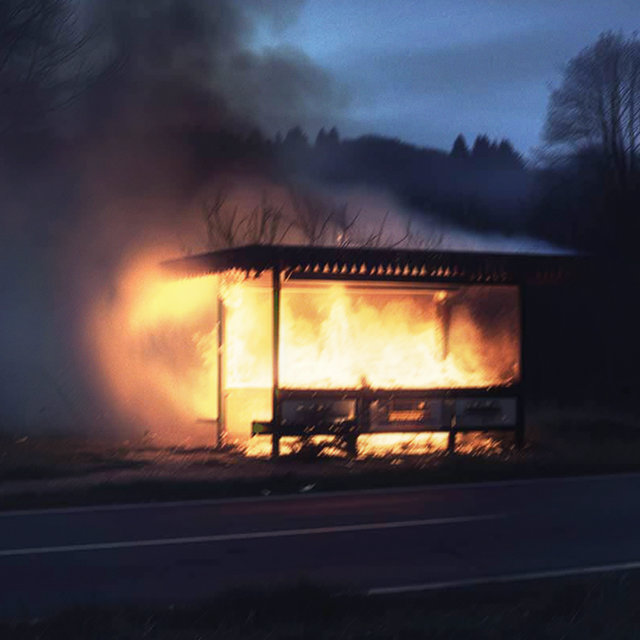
[272,265,281,458]
[216,295,225,448]
[515,283,526,449]
[345,434,358,458]
[448,426,457,453]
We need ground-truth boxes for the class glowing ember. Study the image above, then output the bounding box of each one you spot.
[244,433,499,457]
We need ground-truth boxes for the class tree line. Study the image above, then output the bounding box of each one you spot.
[2,3,637,259]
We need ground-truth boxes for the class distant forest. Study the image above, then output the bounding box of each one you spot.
[188,33,640,257]
[1,4,637,258]
[186,119,633,254]
[190,126,532,237]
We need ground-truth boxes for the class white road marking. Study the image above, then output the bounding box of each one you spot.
[367,560,640,595]
[2,471,639,518]
[0,513,501,558]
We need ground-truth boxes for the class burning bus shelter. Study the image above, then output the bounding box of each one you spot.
[163,244,577,456]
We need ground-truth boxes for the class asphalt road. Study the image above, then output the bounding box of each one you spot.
[2,473,640,616]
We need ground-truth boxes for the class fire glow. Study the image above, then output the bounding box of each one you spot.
[88,253,219,443]
[280,283,518,390]
[89,253,520,452]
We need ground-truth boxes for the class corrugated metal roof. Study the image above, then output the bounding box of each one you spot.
[162,244,585,285]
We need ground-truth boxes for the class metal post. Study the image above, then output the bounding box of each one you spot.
[448,425,457,453]
[347,396,363,459]
[345,434,358,458]
[447,398,457,453]
[272,265,281,458]
[435,296,452,361]
[516,283,526,449]
[216,296,225,448]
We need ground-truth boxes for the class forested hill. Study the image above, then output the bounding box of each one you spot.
[190,126,534,238]
[287,129,531,234]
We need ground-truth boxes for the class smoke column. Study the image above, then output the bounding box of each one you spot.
[0,0,345,438]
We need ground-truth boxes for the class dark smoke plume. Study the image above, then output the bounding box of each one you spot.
[81,0,343,136]
[0,0,345,438]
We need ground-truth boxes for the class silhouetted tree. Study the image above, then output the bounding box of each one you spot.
[283,126,309,152]
[496,139,524,168]
[315,125,339,150]
[543,31,640,251]
[315,127,327,147]
[545,32,640,187]
[471,134,492,159]
[326,126,340,145]
[276,126,311,174]
[451,134,469,158]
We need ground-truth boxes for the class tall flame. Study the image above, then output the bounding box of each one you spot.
[89,259,519,450]
[279,283,518,389]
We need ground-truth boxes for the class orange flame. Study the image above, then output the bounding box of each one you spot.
[89,258,519,450]
[278,282,518,389]
[87,251,219,443]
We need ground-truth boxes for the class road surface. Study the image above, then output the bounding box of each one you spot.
[2,473,640,616]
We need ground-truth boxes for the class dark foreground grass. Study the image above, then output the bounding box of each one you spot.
[6,452,640,512]
[6,453,640,512]
[3,574,640,639]
[0,435,151,482]
[2,405,640,511]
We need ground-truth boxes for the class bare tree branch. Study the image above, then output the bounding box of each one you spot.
[0,0,97,137]
[544,32,640,190]
[203,189,295,249]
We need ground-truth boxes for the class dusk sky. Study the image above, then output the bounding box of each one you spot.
[257,0,638,156]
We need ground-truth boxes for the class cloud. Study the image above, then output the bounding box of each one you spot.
[322,25,585,151]
[345,27,578,103]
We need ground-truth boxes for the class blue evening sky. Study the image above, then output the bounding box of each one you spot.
[256,0,639,155]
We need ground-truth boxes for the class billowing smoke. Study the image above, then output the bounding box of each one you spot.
[0,0,346,439]
[80,0,343,136]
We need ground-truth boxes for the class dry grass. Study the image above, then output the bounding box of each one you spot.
[2,573,640,639]
[1,404,640,510]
